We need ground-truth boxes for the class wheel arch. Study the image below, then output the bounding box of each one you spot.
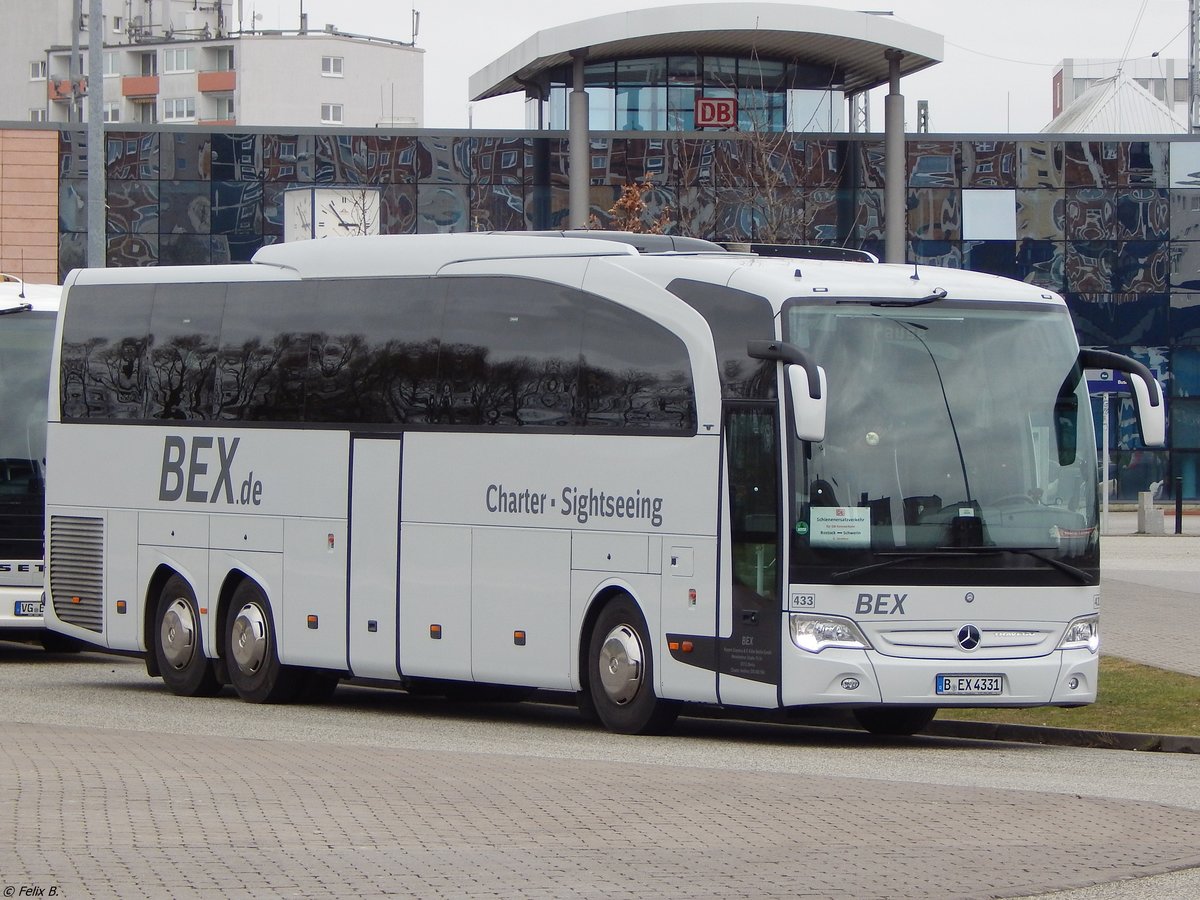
[214,567,255,661]
[576,580,648,693]
[143,563,186,677]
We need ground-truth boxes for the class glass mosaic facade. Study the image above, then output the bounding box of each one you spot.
[54,129,1200,499]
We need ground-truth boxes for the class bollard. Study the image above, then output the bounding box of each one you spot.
[1177,476,1184,535]
[1137,491,1165,535]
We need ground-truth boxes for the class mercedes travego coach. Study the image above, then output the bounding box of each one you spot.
[0,275,62,647]
[43,234,1164,735]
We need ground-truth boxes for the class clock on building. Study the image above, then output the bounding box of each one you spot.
[283,187,381,241]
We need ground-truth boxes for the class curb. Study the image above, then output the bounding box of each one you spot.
[926,719,1200,753]
[527,692,1199,753]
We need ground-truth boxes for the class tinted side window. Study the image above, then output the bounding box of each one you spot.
[146,284,224,420]
[304,277,445,425]
[440,277,583,427]
[665,278,776,399]
[216,282,313,422]
[60,284,154,419]
[579,294,696,432]
[216,277,447,425]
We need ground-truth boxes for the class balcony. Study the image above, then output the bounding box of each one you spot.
[198,70,236,93]
[48,78,83,102]
[122,75,159,98]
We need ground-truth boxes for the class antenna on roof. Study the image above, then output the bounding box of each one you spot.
[911,262,920,281]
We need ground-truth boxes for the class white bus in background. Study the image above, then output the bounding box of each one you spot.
[43,235,1164,735]
[0,275,65,648]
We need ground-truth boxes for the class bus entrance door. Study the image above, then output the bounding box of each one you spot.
[718,404,782,708]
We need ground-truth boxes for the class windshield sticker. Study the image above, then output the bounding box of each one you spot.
[809,507,870,548]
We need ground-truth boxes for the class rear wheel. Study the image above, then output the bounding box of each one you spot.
[154,574,220,697]
[586,595,678,735]
[224,580,300,704]
[853,706,937,736]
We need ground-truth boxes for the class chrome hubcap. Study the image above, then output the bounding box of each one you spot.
[597,624,644,706]
[230,602,268,675]
[160,598,197,670]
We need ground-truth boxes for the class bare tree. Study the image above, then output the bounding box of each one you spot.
[591,181,672,234]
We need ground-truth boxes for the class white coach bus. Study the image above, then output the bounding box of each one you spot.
[1,275,62,645]
[43,234,1164,735]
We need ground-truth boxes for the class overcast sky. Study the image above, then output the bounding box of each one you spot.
[248,0,1190,132]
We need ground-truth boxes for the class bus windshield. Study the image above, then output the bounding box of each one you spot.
[0,309,57,559]
[786,300,1099,578]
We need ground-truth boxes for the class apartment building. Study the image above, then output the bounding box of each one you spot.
[2,0,423,128]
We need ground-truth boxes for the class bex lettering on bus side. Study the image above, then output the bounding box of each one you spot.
[158,435,263,505]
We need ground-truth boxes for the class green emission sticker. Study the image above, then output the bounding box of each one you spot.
[795,521,809,535]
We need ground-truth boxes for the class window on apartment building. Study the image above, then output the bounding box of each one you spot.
[321,56,344,77]
[30,60,47,80]
[321,103,344,124]
[103,102,120,123]
[214,47,235,71]
[163,48,195,73]
[29,109,47,123]
[104,52,119,77]
[163,97,196,121]
[139,103,157,124]
[212,96,234,119]
[140,53,158,76]
[113,15,123,32]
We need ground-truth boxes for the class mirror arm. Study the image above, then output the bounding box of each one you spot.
[747,339,822,399]
[1079,348,1161,406]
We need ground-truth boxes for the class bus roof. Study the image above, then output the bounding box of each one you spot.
[253,233,638,278]
[0,276,61,314]
[615,252,1067,309]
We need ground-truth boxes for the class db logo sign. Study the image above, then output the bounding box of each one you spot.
[696,97,737,128]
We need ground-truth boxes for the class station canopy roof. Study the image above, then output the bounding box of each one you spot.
[469,2,943,102]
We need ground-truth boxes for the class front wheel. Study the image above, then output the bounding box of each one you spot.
[223,580,300,704]
[154,574,220,697]
[853,706,937,736]
[586,595,678,735]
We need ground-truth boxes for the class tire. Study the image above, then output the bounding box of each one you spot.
[153,574,220,697]
[853,706,937,736]
[585,595,678,735]
[223,580,300,704]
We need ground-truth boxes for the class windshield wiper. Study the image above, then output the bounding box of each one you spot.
[0,302,32,316]
[999,548,1095,585]
[829,547,1095,585]
[869,288,947,308]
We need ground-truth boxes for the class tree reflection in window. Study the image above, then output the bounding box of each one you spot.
[61,275,697,433]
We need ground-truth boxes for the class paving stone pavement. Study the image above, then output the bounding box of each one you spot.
[1099,514,1199,678]
[2,721,1200,900]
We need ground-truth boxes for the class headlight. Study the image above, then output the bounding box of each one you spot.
[789,613,872,653]
[1058,615,1099,653]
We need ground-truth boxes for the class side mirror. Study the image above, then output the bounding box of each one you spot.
[1079,348,1166,447]
[787,364,827,442]
[1126,370,1166,446]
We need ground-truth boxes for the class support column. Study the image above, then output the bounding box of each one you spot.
[884,49,906,265]
[87,0,105,268]
[568,52,590,229]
